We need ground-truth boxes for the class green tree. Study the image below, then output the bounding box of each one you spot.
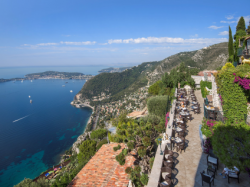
[236,17,246,32]
[90,129,107,140]
[148,80,162,95]
[228,26,234,62]
[212,122,250,171]
[147,96,169,117]
[78,140,97,163]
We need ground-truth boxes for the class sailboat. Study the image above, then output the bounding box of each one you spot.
[70,90,73,93]
[30,100,32,103]
[29,95,31,98]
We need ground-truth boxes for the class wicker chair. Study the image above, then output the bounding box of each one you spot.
[158,177,171,187]
[161,167,172,179]
[163,158,174,168]
[164,149,173,160]
[178,143,185,153]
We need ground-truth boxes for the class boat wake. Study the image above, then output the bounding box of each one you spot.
[13,115,31,123]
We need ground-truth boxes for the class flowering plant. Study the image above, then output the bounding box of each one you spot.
[165,112,170,127]
[233,74,250,90]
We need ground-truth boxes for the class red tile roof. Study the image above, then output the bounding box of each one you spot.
[68,143,135,187]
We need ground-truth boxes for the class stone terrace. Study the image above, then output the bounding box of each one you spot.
[172,90,250,187]
[68,143,135,187]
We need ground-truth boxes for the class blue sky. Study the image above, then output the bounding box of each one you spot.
[0,0,249,67]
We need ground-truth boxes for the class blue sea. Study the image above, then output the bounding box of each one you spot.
[0,66,107,187]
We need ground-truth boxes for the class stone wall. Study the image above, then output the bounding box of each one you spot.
[211,73,223,113]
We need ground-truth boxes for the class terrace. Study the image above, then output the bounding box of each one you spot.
[148,87,250,186]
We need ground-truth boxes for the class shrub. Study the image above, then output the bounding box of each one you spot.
[140,173,149,185]
[134,165,141,174]
[125,167,132,174]
[138,146,146,158]
[127,142,135,150]
[96,139,108,150]
[113,144,121,151]
[222,62,235,70]
[116,152,126,165]
[122,148,128,156]
[200,80,212,98]
[212,122,250,171]
[90,129,107,140]
[147,96,169,116]
[142,137,151,147]
[78,140,97,164]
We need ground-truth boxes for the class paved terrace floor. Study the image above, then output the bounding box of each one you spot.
[171,90,250,187]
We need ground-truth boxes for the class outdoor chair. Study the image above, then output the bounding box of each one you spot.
[194,108,200,114]
[228,170,240,183]
[177,143,185,153]
[207,154,218,169]
[186,114,192,121]
[163,158,174,168]
[161,167,172,179]
[164,149,173,160]
[159,177,171,187]
[200,171,214,187]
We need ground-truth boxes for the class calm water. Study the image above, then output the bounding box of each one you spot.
[0,79,92,187]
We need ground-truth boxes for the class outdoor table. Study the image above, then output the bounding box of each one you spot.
[192,106,198,109]
[180,112,189,116]
[205,106,215,111]
[192,101,198,104]
[174,127,183,132]
[171,137,183,143]
[176,118,184,123]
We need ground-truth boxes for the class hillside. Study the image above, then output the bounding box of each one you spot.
[79,61,160,104]
[148,42,228,83]
[78,42,228,103]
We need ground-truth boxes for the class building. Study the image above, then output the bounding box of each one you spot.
[67,143,135,187]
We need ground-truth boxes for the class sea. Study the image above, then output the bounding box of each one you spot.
[0,66,109,187]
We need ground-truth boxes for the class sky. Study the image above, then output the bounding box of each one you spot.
[0,0,249,67]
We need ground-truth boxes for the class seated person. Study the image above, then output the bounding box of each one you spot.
[220,166,239,178]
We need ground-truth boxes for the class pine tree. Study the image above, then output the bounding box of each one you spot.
[236,17,246,32]
[228,26,234,61]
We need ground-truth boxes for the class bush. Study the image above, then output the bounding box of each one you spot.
[127,141,135,150]
[148,80,163,95]
[96,139,108,150]
[142,137,151,147]
[116,152,126,165]
[113,144,121,151]
[134,165,141,174]
[78,140,97,164]
[222,62,235,70]
[125,167,132,174]
[147,96,169,117]
[122,148,128,156]
[200,80,212,98]
[138,146,146,158]
[90,129,107,140]
[140,173,149,185]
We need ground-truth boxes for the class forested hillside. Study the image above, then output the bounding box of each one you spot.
[78,42,228,103]
[79,61,160,103]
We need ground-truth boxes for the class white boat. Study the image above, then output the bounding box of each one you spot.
[62,85,65,87]
[28,95,31,98]
[70,90,73,92]
[21,80,23,83]
[31,80,33,82]
[30,100,32,103]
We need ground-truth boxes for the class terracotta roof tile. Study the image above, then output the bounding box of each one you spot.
[67,143,135,187]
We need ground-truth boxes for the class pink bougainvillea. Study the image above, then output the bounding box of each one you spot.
[206,120,215,127]
[233,75,250,90]
[165,112,170,127]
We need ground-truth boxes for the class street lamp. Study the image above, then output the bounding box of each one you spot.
[158,138,163,155]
